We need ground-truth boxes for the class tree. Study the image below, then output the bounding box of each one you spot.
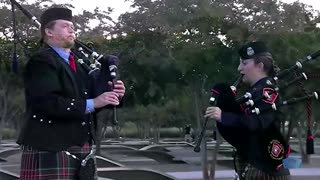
[115,0,320,177]
[0,0,120,144]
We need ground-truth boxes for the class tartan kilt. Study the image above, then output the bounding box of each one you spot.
[234,154,290,180]
[233,152,248,179]
[20,143,97,180]
[243,165,291,180]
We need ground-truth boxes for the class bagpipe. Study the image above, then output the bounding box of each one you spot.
[194,49,320,170]
[10,0,120,125]
[235,49,320,113]
[193,75,243,153]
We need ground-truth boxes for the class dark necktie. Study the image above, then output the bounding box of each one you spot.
[68,53,77,72]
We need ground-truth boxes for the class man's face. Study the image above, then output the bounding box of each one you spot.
[46,20,75,48]
[237,58,261,84]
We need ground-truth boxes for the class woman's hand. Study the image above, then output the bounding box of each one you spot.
[204,106,222,122]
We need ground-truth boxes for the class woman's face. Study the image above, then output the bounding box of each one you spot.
[237,58,263,85]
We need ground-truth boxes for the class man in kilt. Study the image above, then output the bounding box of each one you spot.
[205,41,291,180]
[17,7,125,180]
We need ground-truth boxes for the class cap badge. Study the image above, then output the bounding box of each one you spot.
[247,47,254,56]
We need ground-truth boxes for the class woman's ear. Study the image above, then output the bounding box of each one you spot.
[257,62,264,71]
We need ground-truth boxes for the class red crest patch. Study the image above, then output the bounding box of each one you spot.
[262,88,278,104]
[268,140,284,160]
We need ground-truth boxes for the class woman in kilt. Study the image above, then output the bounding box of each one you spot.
[205,41,291,180]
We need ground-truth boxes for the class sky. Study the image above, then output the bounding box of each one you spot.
[42,0,133,20]
[28,0,320,21]
[282,0,319,9]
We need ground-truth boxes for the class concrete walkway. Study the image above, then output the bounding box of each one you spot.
[167,168,320,179]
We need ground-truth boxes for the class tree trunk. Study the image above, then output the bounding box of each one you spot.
[192,88,210,179]
[201,136,209,180]
[312,122,319,138]
[210,125,222,180]
[157,125,160,143]
[112,126,120,140]
[95,110,110,156]
[136,123,143,139]
[286,120,295,143]
[101,126,108,139]
[0,88,8,146]
[145,123,151,140]
[194,90,202,137]
[297,121,310,164]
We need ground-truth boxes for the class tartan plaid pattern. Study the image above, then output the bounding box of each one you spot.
[243,165,291,180]
[20,143,97,180]
[234,153,290,180]
[233,152,248,179]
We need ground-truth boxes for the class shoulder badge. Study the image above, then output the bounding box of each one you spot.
[262,88,279,104]
[268,139,284,160]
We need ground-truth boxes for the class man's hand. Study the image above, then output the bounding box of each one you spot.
[204,107,222,122]
[109,80,125,99]
[93,92,119,108]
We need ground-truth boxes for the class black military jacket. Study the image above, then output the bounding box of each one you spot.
[17,45,97,152]
[218,77,290,175]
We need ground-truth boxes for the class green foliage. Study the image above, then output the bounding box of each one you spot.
[1,128,17,139]
[0,0,319,144]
